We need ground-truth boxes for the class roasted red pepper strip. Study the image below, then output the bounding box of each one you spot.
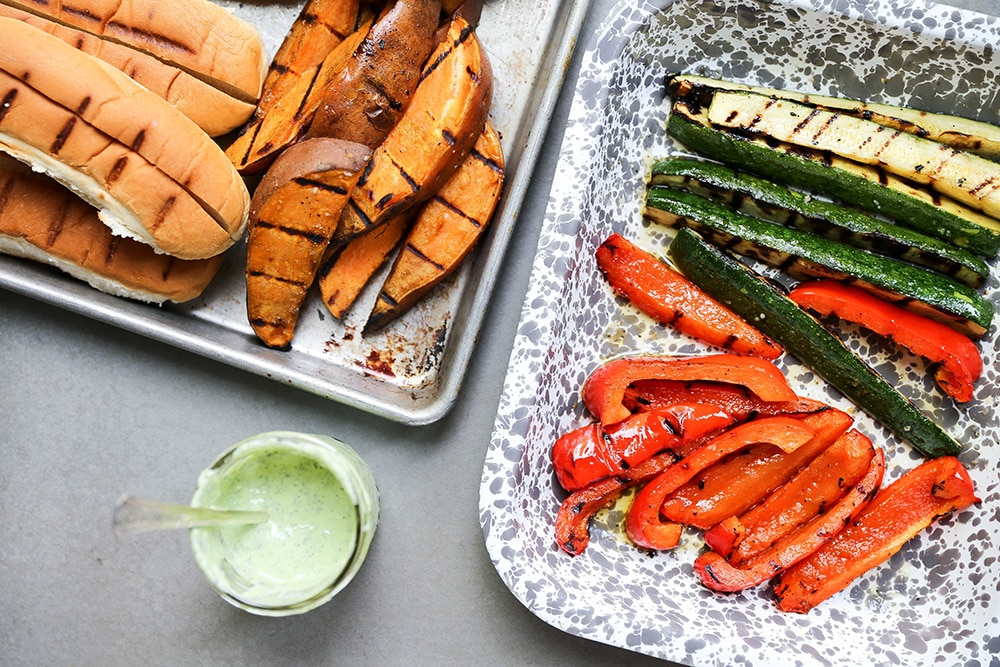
[625,416,816,551]
[706,428,876,565]
[660,407,854,529]
[583,354,798,426]
[552,404,737,492]
[694,446,885,593]
[773,455,979,613]
[625,379,827,419]
[596,233,783,359]
[789,280,983,402]
[555,450,682,556]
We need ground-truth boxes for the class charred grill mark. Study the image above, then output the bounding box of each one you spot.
[294,66,324,121]
[376,291,398,308]
[433,193,480,226]
[131,129,145,152]
[872,127,901,159]
[791,108,821,136]
[346,199,373,231]
[247,269,307,288]
[46,192,72,248]
[292,176,349,196]
[968,176,1000,198]
[105,21,198,56]
[106,155,128,185]
[255,219,329,245]
[0,176,14,220]
[104,234,122,265]
[0,88,17,123]
[75,96,91,116]
[404,241,445,270]
[420,24,475,83]
[51,116,77,154]
[160,256,177,282]
[151,195,176,233]
[809,111,838,144]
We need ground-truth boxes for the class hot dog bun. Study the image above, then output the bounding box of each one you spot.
[0,162,223,304]
[0,0,267,104]
[0,3,256,136]
[0,17,250,259]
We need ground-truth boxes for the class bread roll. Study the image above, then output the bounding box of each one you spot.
[0,3,255,136]
[0,18,250,259]
[0,0,267,103]
[0,163,223,304]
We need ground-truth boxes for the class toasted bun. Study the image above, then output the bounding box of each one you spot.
[0,18,250,259]
[0,0,267,102]
[0,163,223,303]
[0,4,255,136]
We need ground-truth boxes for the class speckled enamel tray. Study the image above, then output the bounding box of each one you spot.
[0,0,589,425]
[480,0,1000,664]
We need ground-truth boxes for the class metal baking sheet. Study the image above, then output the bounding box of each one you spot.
[0,0,591,425]
[481,0,999,664]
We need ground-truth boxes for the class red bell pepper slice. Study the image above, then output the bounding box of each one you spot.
[625,416,816,551]
[596,233,782,359]
[660,407,854,529]
[554,450,681,556]
[788,280,983,402]
[773,455,979,613]
[582,354,798,426]
[706,428,876,565]
[552,403,737,492]
[694,446,885,593]
[624,379,827,419]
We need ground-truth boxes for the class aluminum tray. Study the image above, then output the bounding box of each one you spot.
[481,0,1000,664]
[0,0,591,425]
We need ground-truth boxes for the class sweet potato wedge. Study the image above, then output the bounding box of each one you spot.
[226,20,372,175]
[305,0,442,147]
[333,13,494,245]
[365,121,504,331]
[256,0,362,119]
[317,211,414,320]
[245,138,371,349]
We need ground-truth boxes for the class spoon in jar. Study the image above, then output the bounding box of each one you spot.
[112,495,269,534]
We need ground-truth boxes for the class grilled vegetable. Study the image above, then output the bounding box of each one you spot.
[667,107,1000,257]
[365,120,504,331]
[317,211,413,320]
[669,74,1000,160]
[333,13,494,245]
[626,416,816,551]
[667,227,964,459]
[650,157,989,288]
[694,445,884,593]
[707,90,1000,220]
[646,187,993,338]
[774,455,979,613]
[245,138,371,349]
[789,281,983,402]
[582,354,798,427]
[595,232,783,358]
[624,380,827,419]
[660,406,854,529]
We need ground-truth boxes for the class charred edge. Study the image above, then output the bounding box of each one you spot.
[0,88,18,123]
[255,219,329,245]
[51,116,77,154]
[404,241,445,270]
[106,155,129,186]
[46,191,72,248]
[105,21,198,56]
[292,176,349,195]
[150,196,177,233]
[441,129,458,147]
[269,62,290,76]
[376,291,398,308]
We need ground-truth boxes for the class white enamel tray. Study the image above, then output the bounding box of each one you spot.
[481,1,1000,664]
[0,0,590,425]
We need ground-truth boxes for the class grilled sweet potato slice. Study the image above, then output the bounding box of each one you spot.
[333,13,494,245]
[306,0,442,148]
[365,121,504,330]
[317,210,414,319]
[245,138,371,349]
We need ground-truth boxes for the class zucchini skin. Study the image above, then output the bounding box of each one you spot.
[667,227,963,459]
[667,111,1000,258]
[645,187,994,339]
[650,157,990,289]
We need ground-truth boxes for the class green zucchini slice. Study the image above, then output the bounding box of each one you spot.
[668,74,1000,160]
[645,187,994,339]
[649,156,990,288]
[667,108,1000,257]
[667,226,963,459]
[706,90,1000,220]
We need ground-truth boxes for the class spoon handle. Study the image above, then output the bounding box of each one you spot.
[113,495,269,534]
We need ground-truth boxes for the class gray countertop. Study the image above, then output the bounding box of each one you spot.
[2,0,996,665]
